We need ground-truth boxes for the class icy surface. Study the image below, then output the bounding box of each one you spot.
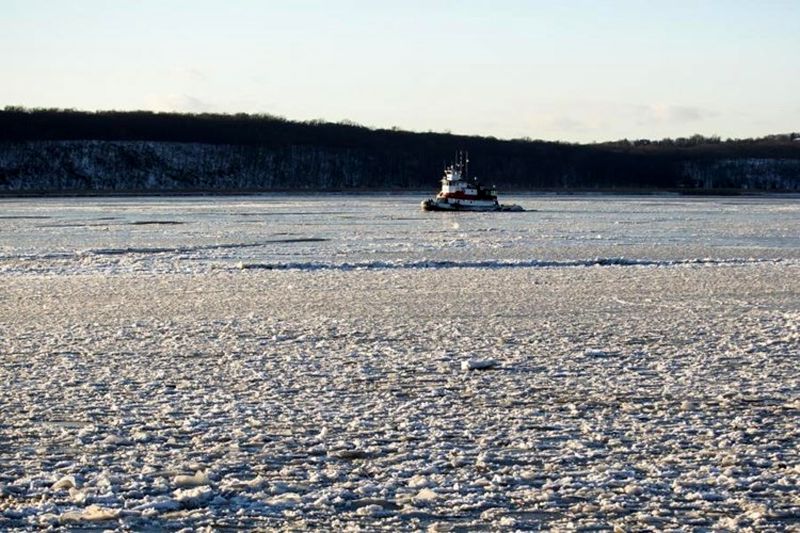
[1,194,799,529]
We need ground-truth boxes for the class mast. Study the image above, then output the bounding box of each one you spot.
[453,150,469,180]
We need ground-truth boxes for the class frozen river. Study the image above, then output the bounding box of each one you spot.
[1,194,799,275]
[1,194,799,529]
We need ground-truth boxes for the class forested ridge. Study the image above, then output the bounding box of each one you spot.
[1,107,799,194]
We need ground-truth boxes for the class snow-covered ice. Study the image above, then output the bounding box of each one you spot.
[0,194,799,529]
[461,358,499,371]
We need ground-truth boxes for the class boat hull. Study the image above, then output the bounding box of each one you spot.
[421,199,493,211]
[420,199,523,212]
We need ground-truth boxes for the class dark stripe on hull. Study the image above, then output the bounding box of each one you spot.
[421,200,499,212]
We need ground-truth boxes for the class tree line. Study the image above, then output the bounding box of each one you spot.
[1,107,799,192]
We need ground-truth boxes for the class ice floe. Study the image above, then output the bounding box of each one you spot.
[461,358,499,370]
[1,195,799,529]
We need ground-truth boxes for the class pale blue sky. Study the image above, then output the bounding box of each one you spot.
[2,0,798,142]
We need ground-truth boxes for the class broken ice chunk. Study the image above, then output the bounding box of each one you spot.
[461,358,498,371]
[174,486,213,506]
[414,488,439,503]
[173,471,209,488]
[407,474,432,488]
[355,504,386,516]
[59,505,120,524]
[51,475,79,491]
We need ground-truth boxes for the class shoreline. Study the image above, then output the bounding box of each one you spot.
[1,188,799,199]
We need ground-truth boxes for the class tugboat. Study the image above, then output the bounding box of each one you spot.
[421,151,523,212]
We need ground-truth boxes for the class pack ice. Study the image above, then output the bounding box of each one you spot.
[0,195,798,530]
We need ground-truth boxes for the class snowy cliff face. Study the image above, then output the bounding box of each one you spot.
[0,140,799,192]
[0,141,376,192]
[682,159,800,190]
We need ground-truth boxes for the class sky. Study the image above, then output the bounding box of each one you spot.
[2,0,799,142]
